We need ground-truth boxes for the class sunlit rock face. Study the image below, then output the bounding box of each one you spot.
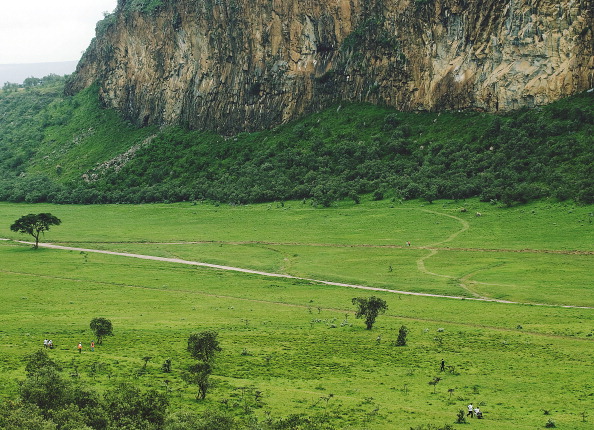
[67,0,594,133]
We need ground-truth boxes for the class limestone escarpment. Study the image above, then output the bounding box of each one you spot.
[67,0,594,133]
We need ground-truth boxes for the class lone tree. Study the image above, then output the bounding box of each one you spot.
[352,296,388,330]
[185,361,213,400]
[90,317,113,345]
[187,330,222,363]
[10,213,61,249]
[185,330,221,400]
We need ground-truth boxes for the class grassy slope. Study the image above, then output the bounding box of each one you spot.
[0,200,592,429]
[0,85,63,178]
[1,83,593,205]
[29,84,158,181]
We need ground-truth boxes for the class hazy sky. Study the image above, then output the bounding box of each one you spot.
[0,0,118,64]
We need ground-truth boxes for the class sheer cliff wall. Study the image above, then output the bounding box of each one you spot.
[67,0,594,133]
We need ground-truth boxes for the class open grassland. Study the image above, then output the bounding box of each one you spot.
[0,199,593,429]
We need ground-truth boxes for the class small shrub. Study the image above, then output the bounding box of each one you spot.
[545,418,556,428]
[126,0,164,14]
[396,325,408,346]
[372,190,384,201]
[384,113,400,129]
[410,424,456,430]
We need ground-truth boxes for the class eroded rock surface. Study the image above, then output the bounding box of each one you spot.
[67,0,594,133]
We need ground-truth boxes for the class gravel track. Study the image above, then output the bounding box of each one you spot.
[5,239,592,310]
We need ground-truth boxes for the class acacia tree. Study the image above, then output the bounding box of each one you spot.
[10,213,61,249]
[90,317,113,345]
[185,330,221,400]
[352,296,388,330]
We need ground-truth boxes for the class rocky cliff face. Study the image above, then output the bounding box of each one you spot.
[68,0,594,133]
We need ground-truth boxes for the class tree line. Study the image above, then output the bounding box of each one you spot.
[2,73,68,92]
[0,81,592,206]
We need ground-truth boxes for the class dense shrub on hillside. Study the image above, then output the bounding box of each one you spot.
[1,349,337,430]
[0,82,592,206]
[0,81,65,182]
[0,349,167,430]
[82,93,594,206]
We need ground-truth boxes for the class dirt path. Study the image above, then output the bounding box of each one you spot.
[33,239,594,255]
[6,239,592,310]
[420,209,471,247]
[415,210,488,298]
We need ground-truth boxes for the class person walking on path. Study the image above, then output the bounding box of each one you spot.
[440,359,445,372]
[91,341,95,352]
[78,342,82,354]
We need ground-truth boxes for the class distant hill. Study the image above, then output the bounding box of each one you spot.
[0,61,77,84]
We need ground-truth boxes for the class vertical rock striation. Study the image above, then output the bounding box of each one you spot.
[67,0,594,133]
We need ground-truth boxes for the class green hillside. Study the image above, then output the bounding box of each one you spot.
[1,80,593,205]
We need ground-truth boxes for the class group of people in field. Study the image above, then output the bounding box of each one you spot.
[439,360,485,420]
[44,339,95,352]
[77,341,95,353]
[467,403,483,419]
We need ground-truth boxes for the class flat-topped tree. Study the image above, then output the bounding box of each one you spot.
[10,213,61,249]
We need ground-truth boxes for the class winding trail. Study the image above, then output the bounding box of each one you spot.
[5,239,593,310]
[414,209,487,298]
[421,209,471,247]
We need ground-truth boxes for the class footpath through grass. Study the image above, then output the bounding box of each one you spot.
[2,198,590,306]
[0,199,592,429]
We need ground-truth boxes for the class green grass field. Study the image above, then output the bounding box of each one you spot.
[0,199,592,429]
